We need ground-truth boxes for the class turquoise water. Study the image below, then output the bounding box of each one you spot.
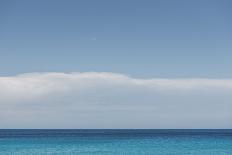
[0,129,231,155]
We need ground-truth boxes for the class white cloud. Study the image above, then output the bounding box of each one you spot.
[0,72,232,128]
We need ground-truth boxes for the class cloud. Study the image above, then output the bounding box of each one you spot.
[0,72,232,128]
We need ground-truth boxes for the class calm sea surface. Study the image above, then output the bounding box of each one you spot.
[0,129,231,155]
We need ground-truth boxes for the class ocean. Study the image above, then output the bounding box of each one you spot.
[0,129,231,155]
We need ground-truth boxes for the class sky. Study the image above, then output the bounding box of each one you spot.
[0,0,232,128]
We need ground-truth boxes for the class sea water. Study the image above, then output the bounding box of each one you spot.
[0,129,231,155]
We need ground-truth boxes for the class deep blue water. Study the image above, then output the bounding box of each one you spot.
[0,129,231,155]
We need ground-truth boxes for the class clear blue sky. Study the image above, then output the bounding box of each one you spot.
[0,0,232,77]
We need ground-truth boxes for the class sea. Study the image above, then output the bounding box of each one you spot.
[0,129,231,155]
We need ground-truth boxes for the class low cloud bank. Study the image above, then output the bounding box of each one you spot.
[0,72,231,128]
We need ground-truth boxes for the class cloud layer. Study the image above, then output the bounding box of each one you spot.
[0,72,232,128]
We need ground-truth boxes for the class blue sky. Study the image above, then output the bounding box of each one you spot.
[1,0,232,77]
[0,0,232,128]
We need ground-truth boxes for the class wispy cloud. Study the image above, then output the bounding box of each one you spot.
[0,72,232,128]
